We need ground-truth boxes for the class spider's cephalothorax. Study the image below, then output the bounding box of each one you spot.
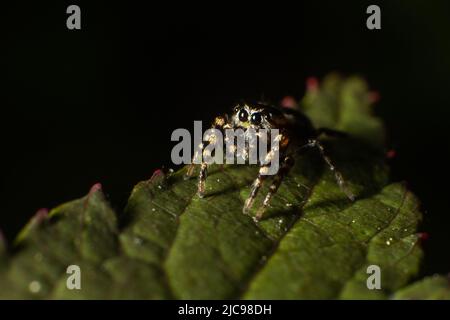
[185,101,355,221]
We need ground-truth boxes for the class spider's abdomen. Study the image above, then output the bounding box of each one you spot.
[278,108,317,143]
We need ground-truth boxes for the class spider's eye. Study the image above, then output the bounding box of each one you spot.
[251,112,262,125]
[238,109,248,122]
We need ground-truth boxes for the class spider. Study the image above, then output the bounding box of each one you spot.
[185,101,355,221]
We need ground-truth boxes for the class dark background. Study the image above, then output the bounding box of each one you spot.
[1,1,449,277]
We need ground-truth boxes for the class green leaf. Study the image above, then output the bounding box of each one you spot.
[0,74,435,299]
[302,73,385,148]
[392,276,450,300]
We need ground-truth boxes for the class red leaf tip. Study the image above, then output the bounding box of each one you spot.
[33,208,49,222]
[89,183,103,194]
[306,77,319,92]
[148,169,166,185]
[368,91,380,103]
[0,228,5,244]
[151,169,163,179]
[418,232,429,242]
[280,96,298,109]
[386,149,397,159]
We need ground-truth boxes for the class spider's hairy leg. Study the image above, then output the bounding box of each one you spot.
[243,167,268,215]
[191,115,230,198]
[184,115,228,180]
[306,138,355,201]
[255,155,294,221]
[185,154,200,179]
[244,132,289,219]
[197,161,208,198]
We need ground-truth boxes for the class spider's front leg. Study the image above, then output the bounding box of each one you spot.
[243,132,289,220]
[243,166,268,215]
[185,115,229,198]
[254,155,295,221]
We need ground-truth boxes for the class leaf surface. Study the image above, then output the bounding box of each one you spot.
[0,75,431,299]
[392,276,450,300]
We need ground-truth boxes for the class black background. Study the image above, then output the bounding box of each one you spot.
[1,1,450,277]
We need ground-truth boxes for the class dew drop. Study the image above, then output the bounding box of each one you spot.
[351,219,356,224]
[386,240,391,246]
[158,185,162,189]
[29,281,41,293]
[169,168,174,173]
[152,208,156,212]
[286,203,293,207]
[216,178,220,183]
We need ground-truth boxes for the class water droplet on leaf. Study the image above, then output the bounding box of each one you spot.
[29,281,41,293]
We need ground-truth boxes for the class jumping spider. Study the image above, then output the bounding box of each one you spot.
[185,101,355,221]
